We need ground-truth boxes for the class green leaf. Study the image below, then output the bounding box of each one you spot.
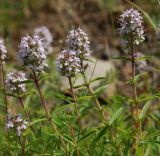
[91,125,108,147]
[28,118,47,126]
[53,103,74,115]
[94,85,108,95]
[62,135,76,147]
[109,107,123,125]
[89,77,106,84]
[140,140,160,144]
[24,95,32,109]
[73,84,86,89]
[112,56,129,60]
[77,96,93,101]
[139,102,151,120]
[78,130,96,145]
[126,73,142,84]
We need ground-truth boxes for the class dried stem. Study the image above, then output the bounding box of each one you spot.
[32,70,69,155]
[68,77,82,130]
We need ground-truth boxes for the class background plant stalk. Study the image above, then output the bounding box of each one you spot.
[0,56,11,155]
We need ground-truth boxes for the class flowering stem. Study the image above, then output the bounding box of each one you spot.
[18,136,25,156]
[0,56,11,155]
[18,97,31,122]
[82,71,102,110]
[32,70,69,155]
[130,38,142,144]
[68,117,80,156]
[81,71,107,121]
[0,57,8,121]
[68,77,82,130]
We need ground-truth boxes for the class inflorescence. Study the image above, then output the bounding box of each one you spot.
[56,49,82,77]
[56,28,91,77]
[18,34,47,72]
[6,114,29,136]
[0,38,7,64]
[118,8,145,45]
[6,71,27,94]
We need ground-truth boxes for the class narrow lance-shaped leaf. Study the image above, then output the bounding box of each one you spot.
[139,101,151,120]
[109,107,123,126]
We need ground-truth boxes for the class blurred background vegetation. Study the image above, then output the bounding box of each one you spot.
[0,0,160,95]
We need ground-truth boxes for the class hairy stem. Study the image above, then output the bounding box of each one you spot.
[68,77,82,130]
[32,70,69,155]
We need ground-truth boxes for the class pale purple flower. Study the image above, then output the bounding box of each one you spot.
[66,28,91,58]
[6,71,27,94]
[6,114,29,136]
[18,34,47,72]
[6,121,14,129]
[34,26,53,54]
[0,38,7,63]
[56,49,82,77]
[118,8,145,45]
[16,120,28,136]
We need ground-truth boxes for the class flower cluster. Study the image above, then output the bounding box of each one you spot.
[118,8,145,45]
[34,26,53,54]
[66,28,91,59]
[6,71,27,94]
[18,34,47,72]
[56,49,82,77]
[0,38,7,64]
[6,114,29,136]
[56,28,91,77]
